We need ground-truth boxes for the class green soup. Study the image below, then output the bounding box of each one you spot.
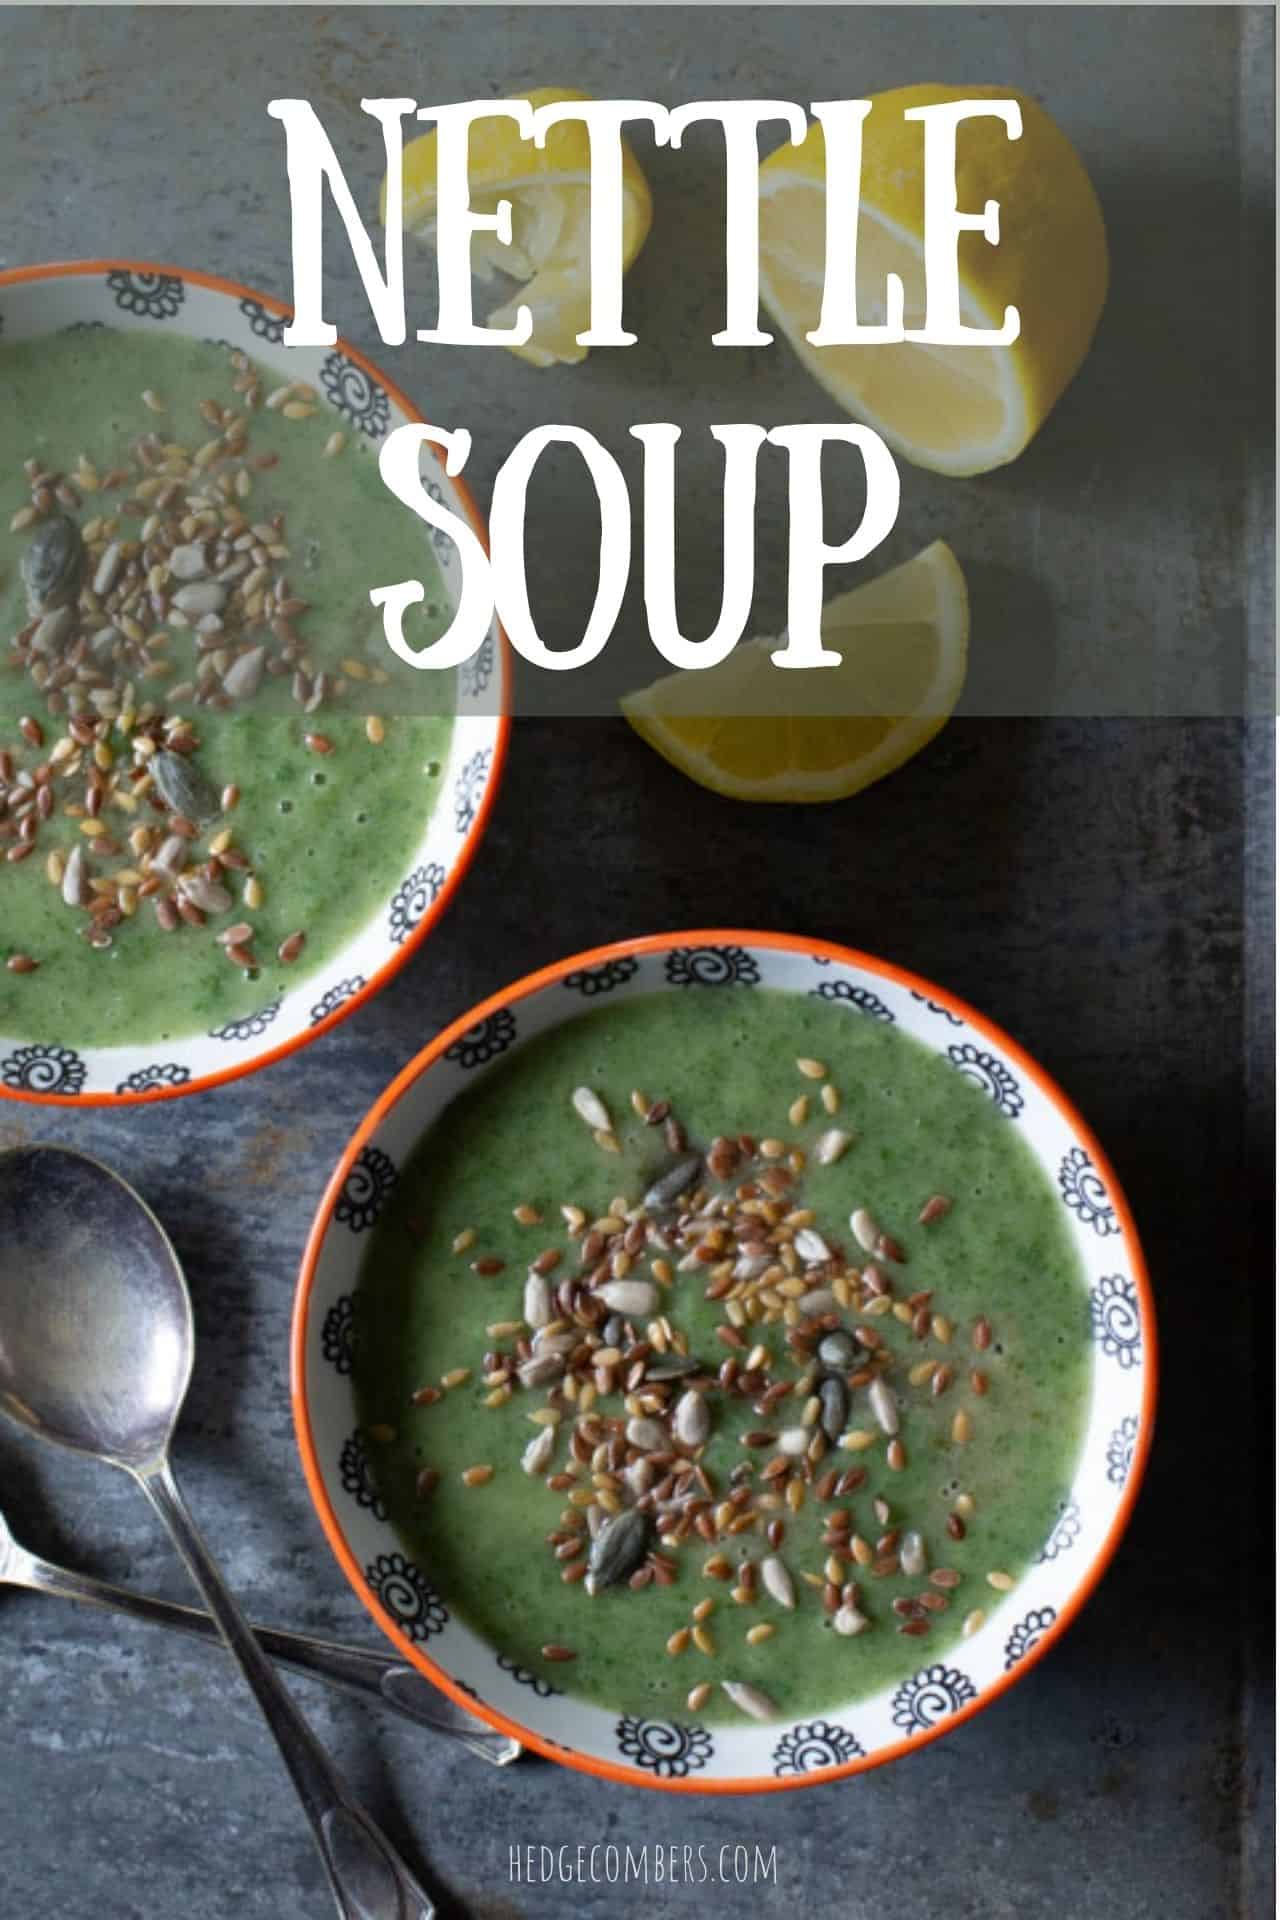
[0,329,452,1046]
[354,987,1090,1725]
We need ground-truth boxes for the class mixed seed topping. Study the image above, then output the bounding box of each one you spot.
[390,1062,1012,1718]
[1,357,392,975]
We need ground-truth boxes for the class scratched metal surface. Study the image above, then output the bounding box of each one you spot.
[0,9,1272,1920]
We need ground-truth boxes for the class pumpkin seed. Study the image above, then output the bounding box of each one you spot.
[818,1375,848,1441]
[584,1507,652,1595]
[643,1154,704,1211]
[150,749,222,823]
[21,514,84,613]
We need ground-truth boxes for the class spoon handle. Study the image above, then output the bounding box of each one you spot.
[10,1548,518,1766]
[141,1460,436,1920]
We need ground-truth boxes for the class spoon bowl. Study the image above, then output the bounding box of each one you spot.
[0,1146,192,1470]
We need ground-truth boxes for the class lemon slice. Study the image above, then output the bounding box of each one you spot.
[385,86,653,367]
[758,85,1107,476]
[621,540,968,803]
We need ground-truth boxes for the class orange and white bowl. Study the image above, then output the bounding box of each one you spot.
[293,930,1156,1794]
[0,261,507,1105]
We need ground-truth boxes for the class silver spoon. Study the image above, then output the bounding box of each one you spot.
[0,1144,438,1920]
[0,1500,518,1765]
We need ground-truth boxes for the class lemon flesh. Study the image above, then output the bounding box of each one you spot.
[759,85,1108,475]
[621,540,968,803]
[385,86,653,367]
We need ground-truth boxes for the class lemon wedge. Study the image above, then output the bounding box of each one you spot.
[621,540,968,803]
[758,85,1107,475]
[386,86,653,367]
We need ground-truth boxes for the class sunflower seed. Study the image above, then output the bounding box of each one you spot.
[814,1128,853,1165]
[517,1352,566,1390]
[173,581,228,617]
[721,1680,778,1722]
[850,1208,880,1253]
[523,1271,554,1329]
[31,605,75,655]
[168,542,208,581]
[868,1377,899,1436]
[793,1227,831,1264]
[222,645,266,701]
[760,1554,796,1610]
[673,1389,710,1449]
[623,1458,654,1498]
[177,871,232,915]
[833,1604,871,1637]
[520,1427,556,1476]
[572,1085,611,1131]
[60,843,88,907]
[597,1279,658,1317]
[899,1530,927,1577]
[625,1416,667,1453]
[92,541,123,597]
[799,1288,836,1316]
[585,1507,652,1594]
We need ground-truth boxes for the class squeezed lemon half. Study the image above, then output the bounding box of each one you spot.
[621,540,969,803]
[385,86,654,367]
[758,84,1108,475]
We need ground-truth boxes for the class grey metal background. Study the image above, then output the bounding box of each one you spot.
[0,9,1272,1920]
[1,4,1269,715]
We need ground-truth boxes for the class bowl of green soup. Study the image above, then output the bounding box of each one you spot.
[293,931,1155,1792]
[0,261,507,1102]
